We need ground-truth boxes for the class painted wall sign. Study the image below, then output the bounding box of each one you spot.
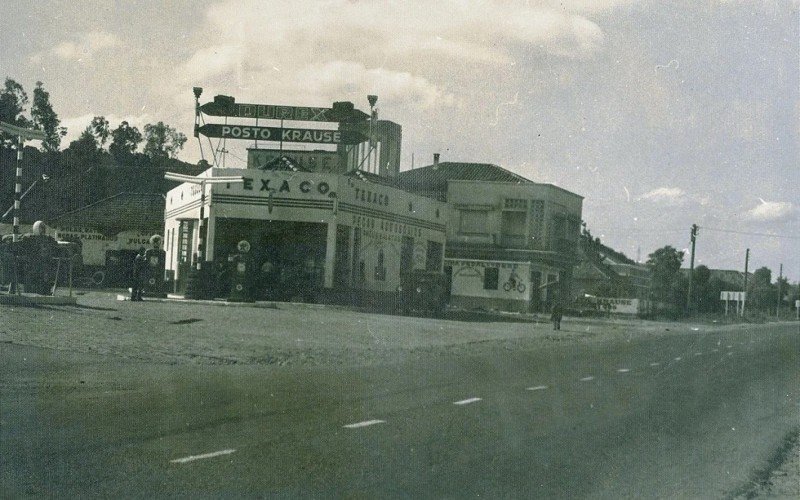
[248,149,340,172]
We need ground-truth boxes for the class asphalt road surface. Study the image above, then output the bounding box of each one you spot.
[2,321,798,498]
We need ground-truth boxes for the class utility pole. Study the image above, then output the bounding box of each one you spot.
[742,248,750,317]
[776,263,782,318]
[686,224,698,314]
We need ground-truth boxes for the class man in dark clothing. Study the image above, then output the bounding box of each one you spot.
[551,302,563,331]
[131,247,147,301]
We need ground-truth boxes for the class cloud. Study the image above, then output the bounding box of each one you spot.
[49,31,119,61]
[60,113,153,146]
[176,44,245,84]
[744,200,797,222]
[636,187,687,205]
[296,62,454,110]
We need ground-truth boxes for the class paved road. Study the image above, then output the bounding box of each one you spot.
[2,321,798,497]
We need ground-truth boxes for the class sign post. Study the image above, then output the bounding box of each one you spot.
[0,121,46,242]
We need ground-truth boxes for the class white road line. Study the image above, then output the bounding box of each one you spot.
[727,352,733,356]
[526,385,548,391]
[343,419,385,429]
[649,362,661,367]
[726,345,733,349]
[617,368,630,373]
[674,357,682,361]
[453,397,482,405]
[580,376,595,382]
[712,349,719,352]
[170,449,236,464]
[694,352,703,356]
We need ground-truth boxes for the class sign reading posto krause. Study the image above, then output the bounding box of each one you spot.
[197,124,366,145]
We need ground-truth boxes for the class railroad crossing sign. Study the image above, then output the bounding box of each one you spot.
[196,124,368,145]
[199,101,369,122]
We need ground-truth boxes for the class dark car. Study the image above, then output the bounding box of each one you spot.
[396,270,448,316]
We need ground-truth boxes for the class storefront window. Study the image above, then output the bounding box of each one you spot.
[484,267,499,290]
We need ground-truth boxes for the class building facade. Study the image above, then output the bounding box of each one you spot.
[164,165,446,304]
[398,161,583,313]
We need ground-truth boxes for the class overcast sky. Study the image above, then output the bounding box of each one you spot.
[2,0,798,281]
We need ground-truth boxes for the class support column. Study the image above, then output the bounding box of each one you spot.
[324,221,337,288]
[205,202,216,262]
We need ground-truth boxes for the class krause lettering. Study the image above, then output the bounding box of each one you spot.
[280,129,340,143]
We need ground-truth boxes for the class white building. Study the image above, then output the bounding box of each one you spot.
[164,162,446,304]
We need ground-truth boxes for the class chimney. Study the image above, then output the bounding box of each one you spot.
[433,153,440,167]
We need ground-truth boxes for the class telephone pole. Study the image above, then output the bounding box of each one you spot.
[742,248,750,316]
[776,263,783,318]
[686,224,698,314]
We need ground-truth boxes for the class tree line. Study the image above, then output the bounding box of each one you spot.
[581,228,796,318]
[0,77,204,223]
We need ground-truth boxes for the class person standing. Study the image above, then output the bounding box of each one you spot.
[131,247,147,301]
[551,302,563,331]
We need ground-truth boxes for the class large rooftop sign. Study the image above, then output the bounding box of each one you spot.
[197,124,367,145]
[199,96,369,122]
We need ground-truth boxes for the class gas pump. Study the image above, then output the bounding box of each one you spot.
[229,240,254,302]
[143,235,166,298]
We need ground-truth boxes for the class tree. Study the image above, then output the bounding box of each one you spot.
[31,81,66,152]
[90,116,110,149]
[647,245,685,312]
[750,266,775,311]
[143,121,187,160]
[109,121,143,164]
[0,78,30,147]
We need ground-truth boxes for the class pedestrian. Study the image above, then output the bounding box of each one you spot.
[131,247,147,301]
[551,302,563,331]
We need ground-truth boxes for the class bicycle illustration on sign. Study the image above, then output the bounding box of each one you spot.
[502,271,526,293]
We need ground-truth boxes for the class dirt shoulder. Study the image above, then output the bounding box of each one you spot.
[1,291,791,369]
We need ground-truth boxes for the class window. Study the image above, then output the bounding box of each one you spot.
[177,220,194,264]
[401,236,414,271]
[484,267,499,290]
[501,210,527,248]
[374,249,386,281]
[459,210,488,234]
[504,198,528,210]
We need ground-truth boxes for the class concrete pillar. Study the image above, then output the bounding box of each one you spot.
[324,221,337,288]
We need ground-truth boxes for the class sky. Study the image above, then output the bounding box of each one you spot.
[1,0,798,282]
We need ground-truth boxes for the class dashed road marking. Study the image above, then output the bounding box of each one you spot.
[712,349,719,352]
[617,368,630,373]
[694,352,703,356]
[453,397,482,405]
[649,362,660,367]
[674,357,682,361]
[344,419,385,429]
[727,352,734,356]
[726,345,733,349]
[170,449,236,464]
[580,376,595,382]
[526,385,548,391]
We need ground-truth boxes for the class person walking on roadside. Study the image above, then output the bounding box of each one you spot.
[131,247,147,301]
[551,302,563,331]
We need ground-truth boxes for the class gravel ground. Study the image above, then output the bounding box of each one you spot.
[0,290,765,368]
